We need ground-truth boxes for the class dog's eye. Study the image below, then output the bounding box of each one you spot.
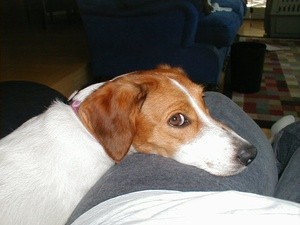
[168,113,190,127]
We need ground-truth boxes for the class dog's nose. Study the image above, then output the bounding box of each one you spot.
[237,144,257,166]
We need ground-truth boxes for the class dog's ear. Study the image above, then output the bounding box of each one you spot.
[78,81,148,162]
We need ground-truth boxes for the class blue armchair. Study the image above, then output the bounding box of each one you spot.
[76,0,246,88]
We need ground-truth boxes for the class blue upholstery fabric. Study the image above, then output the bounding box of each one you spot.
[212,0,247,19]
[76,0,246,86]
[197,0,246,47]
[197,11,242,47]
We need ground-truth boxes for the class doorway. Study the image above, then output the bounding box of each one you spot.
[246,0,267,19]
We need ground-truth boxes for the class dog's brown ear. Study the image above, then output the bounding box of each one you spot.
[78,81,148,162]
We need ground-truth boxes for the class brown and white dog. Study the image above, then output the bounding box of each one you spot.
[0,65,256,225]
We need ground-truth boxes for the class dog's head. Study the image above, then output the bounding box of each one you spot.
[70,65,256,176]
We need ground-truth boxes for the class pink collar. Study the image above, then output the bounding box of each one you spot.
[70,100,81,114]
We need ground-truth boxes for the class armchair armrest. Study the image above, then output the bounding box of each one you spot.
[76,0,223,86]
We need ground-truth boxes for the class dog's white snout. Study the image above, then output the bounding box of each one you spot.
[226,127,257,167]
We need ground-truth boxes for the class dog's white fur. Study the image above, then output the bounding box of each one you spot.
[0,102,114,225]
[0,65,256,225]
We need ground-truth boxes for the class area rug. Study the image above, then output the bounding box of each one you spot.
[231,38,300,128]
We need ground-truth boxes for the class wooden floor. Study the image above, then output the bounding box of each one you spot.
[238,19,265,37]
[0,2,89,97]
[0,3,265,98]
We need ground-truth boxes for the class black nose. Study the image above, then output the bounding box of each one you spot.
[237,145,257,166]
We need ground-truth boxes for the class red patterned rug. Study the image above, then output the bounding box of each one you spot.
[231,38,300,128]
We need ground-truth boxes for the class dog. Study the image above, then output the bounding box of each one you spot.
[0,65,256,225]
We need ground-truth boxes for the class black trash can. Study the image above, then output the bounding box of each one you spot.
[230,42,266,93]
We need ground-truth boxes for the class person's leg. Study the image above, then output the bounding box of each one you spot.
[67,91,278,224]
[0,81,67,138]
[273,122,300,203]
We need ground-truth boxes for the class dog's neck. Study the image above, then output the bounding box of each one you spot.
[68,82,107,116]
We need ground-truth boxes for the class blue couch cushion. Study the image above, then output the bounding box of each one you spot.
[212,0,247,19]
[196,11,242,47]
[195,0,246,47]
